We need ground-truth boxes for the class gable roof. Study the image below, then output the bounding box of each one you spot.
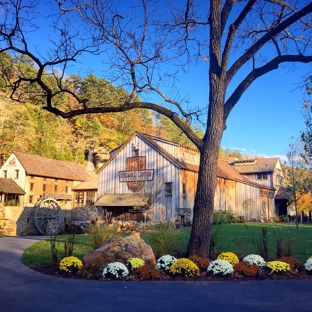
[230,158,281,174]
[0,178,25,195]
[138,133,199,172]
[72,181,97,191]
[97,132,199,174]
[98,133,273,190]
[217,159,260,185]
[13,152,92,182]
[94,193,147,207]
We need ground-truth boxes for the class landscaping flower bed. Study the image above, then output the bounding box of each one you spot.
[32,253,312,282]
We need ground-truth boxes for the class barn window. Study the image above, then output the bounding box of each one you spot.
[30,183,34,191]
[86,191,95,206]
[133,149,139,156]
[29,195,33,204]
[257,174,268,180]
[3,170,7,178]
[14,170,19,179]
[182,182,187,197]
[75,191,84,205]
[165,182,172,196]
[65,186,69,193]
[43,184,46,192]
[54,185,58,192]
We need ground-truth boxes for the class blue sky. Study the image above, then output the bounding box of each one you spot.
[221,65,309,162]
[9,1,311,162]
[76,59,308,163]
[145,59,310,162]
[47,48,310,163]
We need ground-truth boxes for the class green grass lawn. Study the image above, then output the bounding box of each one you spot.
[21,222,312,267]
[207,222,312,261]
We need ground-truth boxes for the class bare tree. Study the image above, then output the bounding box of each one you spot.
[1,0,312,257]
[284,137,312,230]
[132,178,165,223]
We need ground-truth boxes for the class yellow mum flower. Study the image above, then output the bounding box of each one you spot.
[127,258,145,269]
[217,252,239,265]
[266,261,290,274]
[59,256,83,274]
[169,258,199,278]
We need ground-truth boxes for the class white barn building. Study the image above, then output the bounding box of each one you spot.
[95,132,276,223]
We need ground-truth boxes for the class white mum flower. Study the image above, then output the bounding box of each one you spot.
[103,262,129,279]
[207,259,234,275]
[304,258,312,271]
[155,255,177,270]
[243,254,266,267]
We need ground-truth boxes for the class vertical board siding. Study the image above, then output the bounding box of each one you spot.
[235,182,262,220]
[241,173,272,188]
[214,179,236,212]
[149,137,180,159]
[97,134,278,222]
[97,136,180,220]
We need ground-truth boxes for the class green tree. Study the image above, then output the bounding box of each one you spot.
[0,51,14,91]
[155,114,203,148]
[1,1,312,257]
[67,74,154,148]
[219,146,243,161]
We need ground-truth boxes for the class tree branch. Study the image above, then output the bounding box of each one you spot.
[221,0,257,77]
[224,54,312,121]
[44,101,203,149]
[226,2,312,85]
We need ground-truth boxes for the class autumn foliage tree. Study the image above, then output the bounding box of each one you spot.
[284,137,312,229]
[1,0,312,257]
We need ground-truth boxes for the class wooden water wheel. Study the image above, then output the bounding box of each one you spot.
[34,198,62,235]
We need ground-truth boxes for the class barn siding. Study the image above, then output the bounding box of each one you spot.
[97,135,181,221]
[241,173,273,188]
[214,179,236,212]
[149,137,180,159]
[97,133,277,223]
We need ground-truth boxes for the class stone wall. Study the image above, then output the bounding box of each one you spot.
[1,205,190,236]
[0,205,102,236]
[177,208,193,225]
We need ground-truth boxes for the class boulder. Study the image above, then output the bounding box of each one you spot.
[82,231,156,268]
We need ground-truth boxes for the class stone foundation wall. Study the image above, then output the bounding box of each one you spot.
[0,205,192,236]
[0,205,99,236]
[177,208,193,225]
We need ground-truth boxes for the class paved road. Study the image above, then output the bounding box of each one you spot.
[0,236,311,312]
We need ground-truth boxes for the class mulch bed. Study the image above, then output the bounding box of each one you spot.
[31,264,312,281]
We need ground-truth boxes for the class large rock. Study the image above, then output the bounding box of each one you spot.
[82,231,156,268]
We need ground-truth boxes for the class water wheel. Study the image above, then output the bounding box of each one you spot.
[34,198,62,235]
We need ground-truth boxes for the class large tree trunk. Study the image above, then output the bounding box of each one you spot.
[187,0,225,257]
[187,60,225,259]
[187,92,225,258]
